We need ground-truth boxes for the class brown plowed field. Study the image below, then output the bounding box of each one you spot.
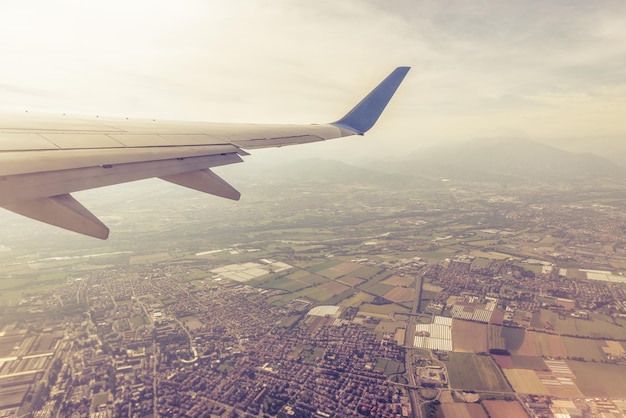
[383,287,414,303]
[328,262,362,274]
[442,403,488,418]
[516,331,539,356]
[382,275,415,286]
[452,319,488,352]
[318,281,350,294]
[483,400,527,418]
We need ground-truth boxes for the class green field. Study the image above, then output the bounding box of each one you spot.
[376,359,405,376]
[471,257,492,268]
[538,309,626,339]
[287,269,313,280]
[297,274,329,286]
[257,276,310,292]
[289,287,335,302]
[306,260,342,273]
[488,326,505,351]
[562,337,606,361]
[0,274,69,305]
[129,316,148,328]
[339,292,374,307]
[363,283,395,298]
[129,252,172,264]
[501,326,525,352]
[469,250,517,260]
[447,353,512,392]
[359,303,408,316]
[374,320,406,336]
[318,268,347,280]
[351,266,382,280]
[510,356,547,370]
[567,361,626,397]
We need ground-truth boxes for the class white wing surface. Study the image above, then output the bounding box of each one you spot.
[0,67,410,238]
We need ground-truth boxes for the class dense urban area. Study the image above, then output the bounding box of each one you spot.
[2,150,626,418]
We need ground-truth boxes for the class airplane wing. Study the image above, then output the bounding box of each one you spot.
[0,67,410,239]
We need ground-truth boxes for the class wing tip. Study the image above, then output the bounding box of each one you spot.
[331,66,410,135]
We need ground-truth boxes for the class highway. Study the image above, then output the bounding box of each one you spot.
[404,273,424,417]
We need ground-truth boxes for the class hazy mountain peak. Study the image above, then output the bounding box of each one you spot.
[375,136,626,183]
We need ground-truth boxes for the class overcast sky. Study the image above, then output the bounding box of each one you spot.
[1,0,625,158]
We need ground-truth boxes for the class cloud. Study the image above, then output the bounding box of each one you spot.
[0,0,625,152]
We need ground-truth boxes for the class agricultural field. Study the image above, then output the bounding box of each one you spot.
[533,332,568,358]
[567,361,626,397]
[0,385,29,410]
[446,353,512,392]
[514,331,539,356]
[422,282,443,293]
[482,400,528,418]
[417,248,459,262]
[337,276,365,286]
[488,325,524,352]
[286,269,312,280]
[350,266,382,280]
[503,369,549,394]
[487,326,505,351]
[317,261,362,279]
[359,303,408,318]
[328,262,362,276]
[441,402,487,418]
[470,257,491,269]
[375,359,405,376]
[469,250,517,260]
[256,275,311,292]
[305,260,342,273]
[364,283,395,297]
[374,320,406,335]
[600,340,625,356]
[452,320,488,353]
[129,252,171,264]
[289,286,336,302]
[339,292,374,307]
[562,337,606,361]
[494,355,546,370]
[383,287,414,303]
[500,327,525,351]
[419,290,440,308]
[536,309,626,339]
[381,275,415,287]
[317,281,350,295]
[510,356,547,370]
[295,273,329,287]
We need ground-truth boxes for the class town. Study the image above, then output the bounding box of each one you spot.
[2,161,626,417]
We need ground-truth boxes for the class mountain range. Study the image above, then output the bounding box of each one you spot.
[364,137,626,183]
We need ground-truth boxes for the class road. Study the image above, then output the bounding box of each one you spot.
[404,274,424,417]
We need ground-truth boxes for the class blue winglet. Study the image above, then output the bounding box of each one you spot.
[331,66,410,135]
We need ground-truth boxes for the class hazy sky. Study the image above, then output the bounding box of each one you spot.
[1,0,626,157]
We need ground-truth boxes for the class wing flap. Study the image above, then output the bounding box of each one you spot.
[161,169,240,200]
[2,194,109,239]
[0,144,245,177]
[0,153,243,205]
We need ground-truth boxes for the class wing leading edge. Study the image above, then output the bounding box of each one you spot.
[0,67,410,238]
